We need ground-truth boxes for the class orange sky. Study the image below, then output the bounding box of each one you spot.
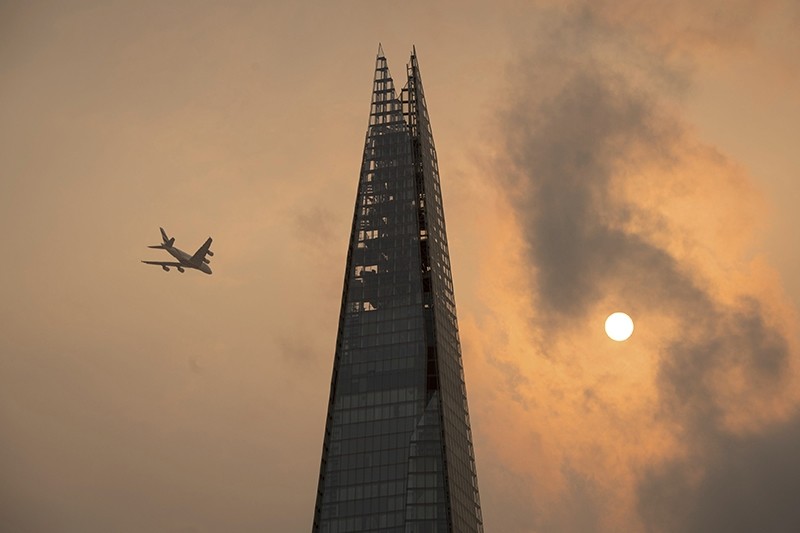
[2,1,799,532]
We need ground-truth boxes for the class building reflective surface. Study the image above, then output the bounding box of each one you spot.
[313,48,482,533]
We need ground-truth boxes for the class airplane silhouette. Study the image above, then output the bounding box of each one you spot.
[142,227,213,275]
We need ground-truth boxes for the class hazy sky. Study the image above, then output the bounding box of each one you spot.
[2,1,799,532]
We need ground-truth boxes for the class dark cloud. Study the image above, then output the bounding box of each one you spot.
[636,298,795,532]
[638,411,800,533]
[495,1,798,531]
[502,56,694,325]
[658,298,790,426]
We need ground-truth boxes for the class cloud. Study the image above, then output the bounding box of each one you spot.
[638,411,800,532]
[501,66,687,323]
[475,1,800,531]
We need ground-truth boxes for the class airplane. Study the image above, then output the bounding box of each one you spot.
[142,227,213,275]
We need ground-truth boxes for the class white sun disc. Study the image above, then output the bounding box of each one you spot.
[605,312,634,341]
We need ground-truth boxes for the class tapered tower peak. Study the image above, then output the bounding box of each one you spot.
[313,48,483,533]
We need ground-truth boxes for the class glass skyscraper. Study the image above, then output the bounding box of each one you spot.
[312,47,483,533]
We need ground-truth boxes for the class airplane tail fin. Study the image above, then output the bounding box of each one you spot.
[149,227,175,249]
[160,227,175,247]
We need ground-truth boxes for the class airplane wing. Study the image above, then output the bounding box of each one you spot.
[141,261,183,267]
[190,237,213,264]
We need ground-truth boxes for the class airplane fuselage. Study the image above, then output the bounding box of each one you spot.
[166,245,212,274]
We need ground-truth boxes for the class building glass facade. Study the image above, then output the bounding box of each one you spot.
[313,47,482,533]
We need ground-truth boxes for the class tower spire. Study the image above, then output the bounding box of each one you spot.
[313,47,483,533]
[369,49,402,128]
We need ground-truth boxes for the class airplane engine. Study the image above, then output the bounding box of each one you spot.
[177,266,185,273]
[162,265,170,272]
[207,250,214,257]
[203,258,210,264]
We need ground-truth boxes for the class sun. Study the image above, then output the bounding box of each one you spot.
[605,312,634,341]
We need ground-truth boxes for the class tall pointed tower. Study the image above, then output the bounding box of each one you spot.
[313,47,483,533]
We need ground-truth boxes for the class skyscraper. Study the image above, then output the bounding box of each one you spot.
[313,47,483,533]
